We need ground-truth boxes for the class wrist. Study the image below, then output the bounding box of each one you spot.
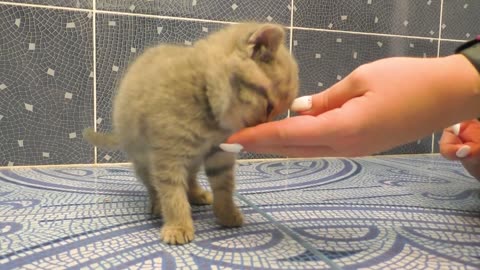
[443,54,480,90]
[437,54,480,118]
[456,54,480,89]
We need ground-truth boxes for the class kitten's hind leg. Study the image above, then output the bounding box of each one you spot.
[150,155,194,244]
[204,150,243,227]
[131,157,161,216]
[188,181,213,205]
[187,164,213,205]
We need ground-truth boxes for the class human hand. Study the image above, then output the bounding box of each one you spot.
[439,120,480,180]
[221,55,480,157]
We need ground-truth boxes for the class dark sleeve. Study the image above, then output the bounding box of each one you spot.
[455,35,480,73]
[456,36,480,120]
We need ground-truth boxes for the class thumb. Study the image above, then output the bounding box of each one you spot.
[291,71,367,115]
[439,130,464,160]
[440,142,480,160]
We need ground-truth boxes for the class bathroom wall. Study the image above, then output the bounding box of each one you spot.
[0,0,476,166]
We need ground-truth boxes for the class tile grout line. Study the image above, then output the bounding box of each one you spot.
[430,134,436,159]
[439,38,468,43]
[93,0,97,164]
[0,1,469,43]
[0,1,91,12]
[432,0,445,154]
[97,8,236,25]
[0,1,233,24]
[285,0,294,194]
[235,193,343,270]
[430,134,436,154]
[92,2,100,199]
[289,0,294,55]
[437,0,445,51]
[292,26,441,41]
[287,0,294,120]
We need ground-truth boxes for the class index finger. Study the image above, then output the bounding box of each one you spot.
[226,110,342,149]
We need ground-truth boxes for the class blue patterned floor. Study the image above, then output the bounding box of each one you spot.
[1,155,479,269]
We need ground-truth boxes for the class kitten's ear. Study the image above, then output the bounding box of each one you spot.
[247,24,285,62]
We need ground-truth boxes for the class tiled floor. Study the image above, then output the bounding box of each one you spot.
[1,155,479,269]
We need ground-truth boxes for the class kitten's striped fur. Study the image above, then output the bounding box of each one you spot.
[83,23,299,244]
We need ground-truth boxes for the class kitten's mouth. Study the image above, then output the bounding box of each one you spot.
[242,116,265,128]
[241,100,275,128]
[266,101,274,118]
[242,118,256,128]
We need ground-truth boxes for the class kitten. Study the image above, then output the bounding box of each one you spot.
[83,22,299,244]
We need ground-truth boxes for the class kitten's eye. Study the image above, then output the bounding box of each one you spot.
[266,102,274,116]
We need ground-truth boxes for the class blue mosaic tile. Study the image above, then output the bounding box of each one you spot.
[241,155,480,268]
[1,155,479,268]
[292,29,438,103]
[439,40,464,57]
[256,204,480,269]
[97,0,291,25]
[379,136,433,155]
[242,156,480,211]
[293,0,441,37]
[291,29,437,154]
[0,5,94,166]
[442,0,480,40]
[0,166,330,269]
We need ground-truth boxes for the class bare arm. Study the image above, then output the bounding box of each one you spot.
[224,54,480,157]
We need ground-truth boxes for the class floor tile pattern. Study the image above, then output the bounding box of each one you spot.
[1,155,479,269]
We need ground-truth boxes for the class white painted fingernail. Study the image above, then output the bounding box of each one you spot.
[451,123,461,136]
[290,96,312,112]
[219,143,244,153]
[456,145,471,158]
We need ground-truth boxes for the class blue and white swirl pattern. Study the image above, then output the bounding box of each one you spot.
[0,155,479,269]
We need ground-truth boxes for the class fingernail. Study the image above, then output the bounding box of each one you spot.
[290,96,312,112]
[219,143,244,153]
[456,145,471,158]
[451,123,460,136]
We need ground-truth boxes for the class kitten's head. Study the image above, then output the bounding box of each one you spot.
[201,23,299,131]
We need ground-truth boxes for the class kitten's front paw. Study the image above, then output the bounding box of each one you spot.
[188,189,213,205]
[214,205,244,227]
[160,225,194,245]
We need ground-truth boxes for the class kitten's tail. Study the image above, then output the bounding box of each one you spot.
[82,128,120,149]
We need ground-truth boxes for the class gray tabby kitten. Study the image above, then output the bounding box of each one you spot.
[83,23,299,244]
